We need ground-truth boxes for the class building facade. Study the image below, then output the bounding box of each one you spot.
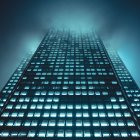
[0,30,140,139]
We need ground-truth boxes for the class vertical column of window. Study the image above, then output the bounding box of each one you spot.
[93,38,139,136]
[106,45,140,134]
[0,31,54,137]
[0,55,32,111]
[107,47,140,115]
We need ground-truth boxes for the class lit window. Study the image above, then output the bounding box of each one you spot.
[58,120,65,126]
[11,112,18,117]
[110,120,117,126]
[24,121,31,126]
[67,112,73,117]
[57,130,64,137]
[0,121,4,126]
[1,131,9,137]
[127,120,135,126]
[76,130,83,137]
[27,112,33,117]
[28,130,36,137]
[38,130,46,137]
[2,112,9,117]
[59,112,66,117]
[103,131,110,137]
[121,131,128,137]
[31,120,38,126]
[41,120,48,126]
[101,120,108,126]
[14,121,21,126]
[131,131,139,137]
[94,130,102,137]
[76,112,82,117]
[49,120,55,126]
[65,130,72,137]
[50,111,57,117]
[93,120,100,126]
[83,120,90,126]
[46,130,54,137]
[92,112,98,117]
[7,120,14,126]
[113,131,120,137]
[83,112,89,117]
[84,130,91,137]
[76,120,82,126]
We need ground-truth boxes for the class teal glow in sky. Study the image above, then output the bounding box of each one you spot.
[51,7,94,33]
[23,35,41,53]
[109,31,140,87]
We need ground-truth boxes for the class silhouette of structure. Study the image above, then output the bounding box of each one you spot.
[0,30,140,139]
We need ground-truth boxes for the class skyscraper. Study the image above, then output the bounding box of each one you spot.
[0,30,140,139]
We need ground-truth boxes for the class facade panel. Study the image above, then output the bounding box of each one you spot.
[0,30,140,139]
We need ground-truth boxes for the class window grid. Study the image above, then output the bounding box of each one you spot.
[0,31,140,138]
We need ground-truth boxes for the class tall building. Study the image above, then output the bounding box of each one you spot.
[0,30,140,139]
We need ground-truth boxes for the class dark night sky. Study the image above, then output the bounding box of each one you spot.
[0,0,140,90]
